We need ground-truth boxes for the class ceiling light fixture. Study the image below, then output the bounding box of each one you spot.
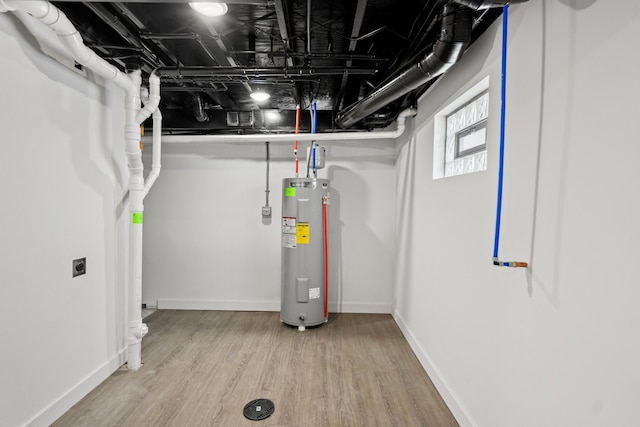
[265,110,281,123]
[189,2,229,17]
[250,91,270,102]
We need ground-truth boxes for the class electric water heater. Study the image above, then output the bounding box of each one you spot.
[280,177,330,330]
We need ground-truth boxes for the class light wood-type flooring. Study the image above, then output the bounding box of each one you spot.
[53,310,458,426]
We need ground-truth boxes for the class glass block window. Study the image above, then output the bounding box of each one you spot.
[444,91,488,177]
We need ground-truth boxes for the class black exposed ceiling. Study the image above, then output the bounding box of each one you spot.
[51,0,502,134]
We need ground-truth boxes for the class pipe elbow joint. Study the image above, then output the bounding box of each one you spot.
[398,108,417,120]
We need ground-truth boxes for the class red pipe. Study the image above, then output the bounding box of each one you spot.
[322,197,329,318]
[294,105,300,176]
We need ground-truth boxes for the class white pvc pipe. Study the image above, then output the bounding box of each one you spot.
[137,73,161,125]
[0,1,144,178]
[144,108,163,196]
[142,73,162,195]
[125,71,144,181]
[126,71,146,372]
[127,184,146,371]
[142,108,417,144]
[1,0,161,371]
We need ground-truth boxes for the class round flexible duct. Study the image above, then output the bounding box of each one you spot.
[335,0,528,128]
[336,3,473,128]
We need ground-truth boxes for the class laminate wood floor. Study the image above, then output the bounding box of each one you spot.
[53,310,458,427]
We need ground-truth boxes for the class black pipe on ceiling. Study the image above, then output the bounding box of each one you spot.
[155,66,377,79]
[451,0,528,10]
[335,3,472,129]
[81,2,167,69]
[335,0,528,129]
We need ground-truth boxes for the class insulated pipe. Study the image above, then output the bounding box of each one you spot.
[335,4,472,128]
[492,5,526,269]
[146,108,416,144]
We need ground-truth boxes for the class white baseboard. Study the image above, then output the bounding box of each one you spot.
[26,349,127,427]
[158,299,281,311]
[331,302,391,313]
[392,309,475,427]
[157,299,391,314]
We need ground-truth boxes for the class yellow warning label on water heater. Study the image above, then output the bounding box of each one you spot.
[296,223,310,244]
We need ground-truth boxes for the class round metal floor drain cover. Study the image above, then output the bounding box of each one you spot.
[243,398,275,421]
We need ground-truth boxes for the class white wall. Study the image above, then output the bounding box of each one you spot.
[7,1,639,425]
[394,1,640,426]
[0,13,128,427]
[142,138,396,313]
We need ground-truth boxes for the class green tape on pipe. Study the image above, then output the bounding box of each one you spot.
[132,212,143,224]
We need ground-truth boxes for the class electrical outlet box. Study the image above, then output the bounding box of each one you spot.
[73,257,86,277]
[262,206,272,218]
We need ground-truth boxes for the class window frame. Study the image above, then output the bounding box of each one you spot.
[431,76,490,180]
[455,119,487,159]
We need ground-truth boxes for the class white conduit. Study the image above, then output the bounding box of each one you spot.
[0,0,162,371]
[143,108,417,144]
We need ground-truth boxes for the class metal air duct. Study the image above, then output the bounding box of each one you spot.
[335,0,528,128]
[192,95,209,122]
[335,3,472,128]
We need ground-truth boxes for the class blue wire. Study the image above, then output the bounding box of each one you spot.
[493,5,508,259]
